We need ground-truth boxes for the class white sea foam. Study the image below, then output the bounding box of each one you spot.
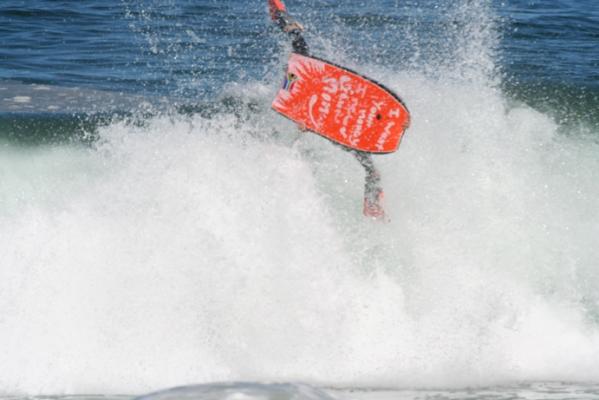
[1,68,598,394]
[11,96,31,104]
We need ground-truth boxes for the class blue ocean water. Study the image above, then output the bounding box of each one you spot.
[0,1,597,112]
[1,0,599,398]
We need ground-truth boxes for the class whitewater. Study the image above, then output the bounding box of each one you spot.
[1,0,598,397]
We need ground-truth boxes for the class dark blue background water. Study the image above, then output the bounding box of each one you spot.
[0,0,598,123]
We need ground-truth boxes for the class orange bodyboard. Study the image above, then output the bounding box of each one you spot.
[272,53,410,153]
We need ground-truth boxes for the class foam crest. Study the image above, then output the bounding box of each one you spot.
[1,73,599,393]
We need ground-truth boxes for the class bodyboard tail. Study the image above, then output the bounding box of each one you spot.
[272,53,410,153]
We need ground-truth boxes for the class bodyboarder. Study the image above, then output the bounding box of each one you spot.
[268,0,387,220]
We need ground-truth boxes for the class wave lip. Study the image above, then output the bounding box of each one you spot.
[135,383,336,400]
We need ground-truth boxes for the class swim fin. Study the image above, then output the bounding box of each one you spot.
[268,0,287,20]
[363,187,386,220]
